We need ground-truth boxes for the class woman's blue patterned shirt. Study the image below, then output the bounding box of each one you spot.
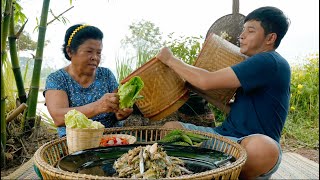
[44,67,119,137]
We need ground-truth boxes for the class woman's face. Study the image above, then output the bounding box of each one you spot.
[68,39,103,75]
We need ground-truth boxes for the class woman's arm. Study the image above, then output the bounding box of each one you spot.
[45,90,119,127]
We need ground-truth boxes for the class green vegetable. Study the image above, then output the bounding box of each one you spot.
[193,142,203,147]
[64,109,104,129]
[184,132,209,140]
[181,134,193,145]
[158,130,209,147]
[118,76,144,109]
[159,134,182,143]
[187,136,207,143]
[171,141,190,146]
[166,129,183,136]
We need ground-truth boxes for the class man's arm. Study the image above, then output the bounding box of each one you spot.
[156,47,241,91]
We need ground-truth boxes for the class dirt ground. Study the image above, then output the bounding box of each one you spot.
[1,113,319,177]
[280,137,319,163]
[1,123,59,177]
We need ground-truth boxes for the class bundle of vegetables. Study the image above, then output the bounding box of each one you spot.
[64,109,104,129]
[158,129,209,146]
[118,76,144,109]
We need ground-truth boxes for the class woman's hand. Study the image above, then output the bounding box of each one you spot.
[115,108,133,120]
[97,93,119,113]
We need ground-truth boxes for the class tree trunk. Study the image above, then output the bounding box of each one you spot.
[8,6,27,103]
[1,0,13,167]
[25,0,50,131]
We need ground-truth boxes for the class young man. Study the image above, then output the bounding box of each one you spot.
[156,6,290,179]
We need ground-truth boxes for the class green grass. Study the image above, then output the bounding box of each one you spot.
[282,53,319,148]
[115,46,154,83]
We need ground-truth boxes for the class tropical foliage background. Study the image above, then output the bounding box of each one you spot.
[1,0,318,171]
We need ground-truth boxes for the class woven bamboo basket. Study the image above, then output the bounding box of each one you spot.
[205,0,245,46]
[191,33,247,113]
[121,57,189,121]
[66,127,104,154]
[34,126,247,180]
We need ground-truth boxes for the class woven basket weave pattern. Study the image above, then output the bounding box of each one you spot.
[193,34,247,107]
[206,14,245,46]
[66,127,104,154]
[195,34,245,72]
[121,58,188,119]
[34,126,247,180]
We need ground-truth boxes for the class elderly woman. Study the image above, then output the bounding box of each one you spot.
[44,24,133,137]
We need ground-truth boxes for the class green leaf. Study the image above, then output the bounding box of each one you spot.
[118,76,144,109]
[64,109,104,129]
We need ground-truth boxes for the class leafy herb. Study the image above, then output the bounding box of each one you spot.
[118,76,144,109]
[65,109,104,129]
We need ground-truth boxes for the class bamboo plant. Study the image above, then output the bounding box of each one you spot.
[1,0,12,66]
[24,0,50,131]
[8,6,27,104]
[1,0,12,167]
[1,0,72,167]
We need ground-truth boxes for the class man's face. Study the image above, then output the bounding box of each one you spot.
[239,20,270,56]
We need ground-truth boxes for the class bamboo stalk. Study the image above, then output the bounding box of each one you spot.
[0,73,6,167]
[6,103,28,123]
[8,6,27,103]
[1,0,13,167]
[47,6,74,26]
[1,141,5,168]
[1,0,12,66]
[25,0,50,131]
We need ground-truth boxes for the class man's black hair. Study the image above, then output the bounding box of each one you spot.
[245,6,290,48]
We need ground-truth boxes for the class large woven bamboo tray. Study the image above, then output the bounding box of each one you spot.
[34,126,247,180]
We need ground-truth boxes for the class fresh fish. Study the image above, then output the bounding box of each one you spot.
[165,156,172,166]
[139,148,144,174]
[149,143,158,154]
[113,143,192,178]
[178,166,193,174]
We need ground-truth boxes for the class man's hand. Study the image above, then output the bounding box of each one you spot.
[115,108,133,120]
[156,47,175,66]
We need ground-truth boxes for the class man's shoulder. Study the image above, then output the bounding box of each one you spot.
[254,51,287,62]
[249,51,290,68]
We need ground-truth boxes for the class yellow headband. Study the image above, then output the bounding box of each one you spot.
[67,25,89,46]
